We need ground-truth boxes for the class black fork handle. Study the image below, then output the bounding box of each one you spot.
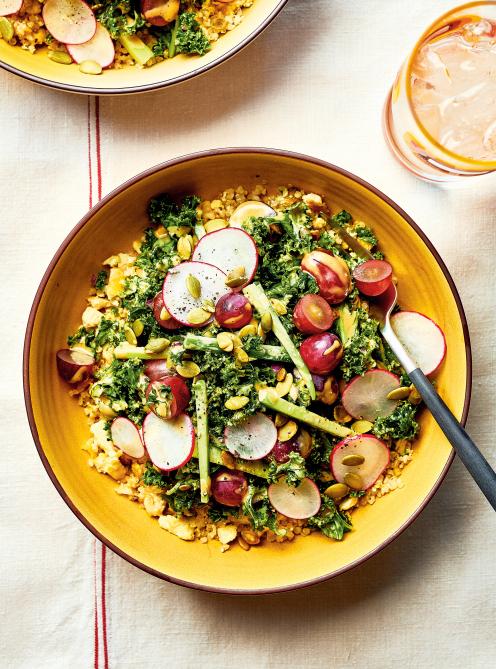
[409,368,496,511]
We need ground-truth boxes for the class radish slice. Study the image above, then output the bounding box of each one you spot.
[192,228,258,288]
[268,477,321,519]
[111,417,145,459]
[142,412,194,472]
[66,22,114,67]
[43,0,96,45]
[390,311,446,376]
[224,413,277,461]
[229,201,276,228]
[342,369,401,421]
[0,0,22,16]
[330,434,390,490]
[162,261,228,327]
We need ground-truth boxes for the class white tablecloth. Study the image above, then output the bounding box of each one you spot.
[2,1,495,667]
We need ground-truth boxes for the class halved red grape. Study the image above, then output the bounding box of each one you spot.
[215,292,253,330]
[353,260,393,297]
[144,359,172,382]
[141,0,179,26]
[293,294,336,334]
[146,376,190,420]
[153,292,182,330]
[211,469,248,507]
[301,250,351,304]
[300,333,343,374]
[56,348,94,383]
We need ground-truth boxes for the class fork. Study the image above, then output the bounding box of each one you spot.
[370,283,496,510]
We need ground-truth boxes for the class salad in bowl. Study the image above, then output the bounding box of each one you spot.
[56,184,446,552]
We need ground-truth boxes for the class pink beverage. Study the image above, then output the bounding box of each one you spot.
[384,3,496,181]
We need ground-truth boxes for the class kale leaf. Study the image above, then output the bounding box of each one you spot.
[242,482,279,533]
[267,451,307,487]
[93,1,145,39]
[148,193,200,229]
[94,270,108,291]
[307,497,352,540]
[174,12,210,56]
[93,358,146,423]
[373,402,420,441]
[339,308,382,380]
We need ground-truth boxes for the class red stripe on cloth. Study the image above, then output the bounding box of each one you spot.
[93,540,99,669]
[101,543,109,669]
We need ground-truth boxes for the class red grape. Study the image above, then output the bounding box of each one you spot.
[270,429,313,462]
[353,260,393,297]
[144,359,172,382]
[146,376,190,420]
[153,292,182,330]
[141,0,178,26]
[215,292,253,329]
[293,294,336,334]
[300,333,343,374]
[56,348,94,384]
[301,250,351,304]
[211,470,248,507]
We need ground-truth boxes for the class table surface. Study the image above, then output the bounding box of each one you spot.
[2,1,495,667]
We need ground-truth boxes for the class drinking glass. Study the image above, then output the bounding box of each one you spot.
[384,2,496,181]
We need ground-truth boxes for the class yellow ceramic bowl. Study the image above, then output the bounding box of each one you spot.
[24,149,471,593]
[0,1,287,94]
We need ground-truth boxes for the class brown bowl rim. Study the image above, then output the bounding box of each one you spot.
[0,1,288,95]
[23,147,472,594]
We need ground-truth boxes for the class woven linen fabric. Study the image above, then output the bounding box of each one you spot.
[1,1,495,668]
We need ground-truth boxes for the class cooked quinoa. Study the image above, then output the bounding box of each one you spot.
[1,1,254,71]
[60,184,421,554]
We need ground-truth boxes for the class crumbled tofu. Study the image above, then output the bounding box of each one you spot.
[88,296,112,310]
[143,492,166,517]
[90,420,114,455]
[93,452,127,480]
[158,515,195,541]
[106,267,125,299]
[217,525,237,545]
[302,192,323,211]
[82,306,103,328]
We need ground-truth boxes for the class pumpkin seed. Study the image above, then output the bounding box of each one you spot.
[0,17,14,42]
[96,399,117,418]
[386,386,411,401]
[278,420,298,442]
[276,367,286,382]
[334,404,352,423]
[178,484,192,491]
[204,218,228,233]
[145,338,170,354]
[186,273,201,299]
[177,235,193,260]
[324,483,349,500]
[124,326,137,346]
[351,419,373,434]
[186,307,211,325]
[261,312,272,332]
[48,50,73,65]
[202,298,215,314]
[217,332,234,352]
[221,451,236,468]
[297,429,313,458]
[395,439,410,455]
[132,319,144,337]
[79,60,102,75]
[274,413,288,427]
[238,536,251,551]
[257,322,266,339]
[344,472,364,490]
[225,265,247,288]
[225,396,250,410]
[240,529,260,546]
[270,298,287,315]
[342,454,365,466]
[230,334,243,349]
[239,323,258,338]
[408,386,422,405]
[339,497,358,511]
[176,361,201,378]
[276,372,293,398]
[234,347,249,364]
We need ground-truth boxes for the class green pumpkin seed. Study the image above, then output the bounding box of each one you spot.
[344,472,364,490]
[79,60,103,75]
[145,338,170,354]
[132,319,144,337]
[351,419,373,434]
[202,298,215,314]
[0,17,14,42]
[386,386,411,401]
[124,326,137,346]
[216,332,234,352]
[186,307,211,325]
[48,50,73,65]
[277,420,298,442]
[176,361,201,378]
[186,273,201,299]
[342,454,365,466]
[324,483,349,500]
[261,312,272,332]
[339,497,358,511]
[225,265,247,288]
[225,396,250,410]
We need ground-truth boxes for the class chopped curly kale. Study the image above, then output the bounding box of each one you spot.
[174,12,210,56]
[94,318,124,348]
[353,223,377,247]
[143,461,169,488]
[306,430,336,472]
[92,358,146,423]
[339,308,382,380]
[208,506,232,523]
[94,270,108,291]
[148,193,200,229]
[267,451,307,487]
[242,482,279,533]
[308,497,352,540]
[92,1,145,39]
[373,402,420,441]
[189,349,275,437]
[331,210,352,227]
[67,326,94,349]
[143,461,201,513]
